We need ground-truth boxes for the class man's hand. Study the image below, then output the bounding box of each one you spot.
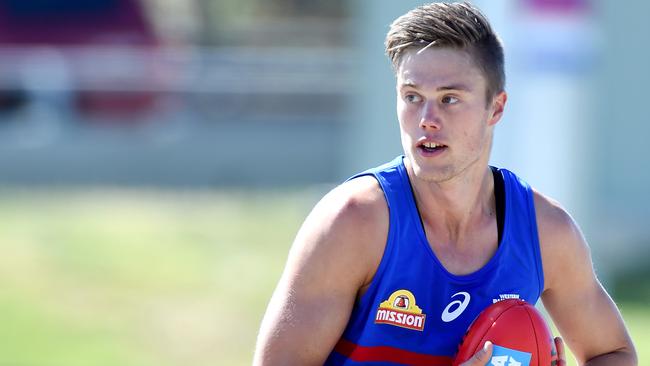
[459,338,565,366]
[459,341,493,366]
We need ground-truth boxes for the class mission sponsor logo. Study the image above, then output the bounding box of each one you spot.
[375,289,426,331]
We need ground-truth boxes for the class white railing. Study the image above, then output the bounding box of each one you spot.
[0,45,356,94]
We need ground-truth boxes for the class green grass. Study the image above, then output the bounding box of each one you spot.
[622,304,650,365]
[0,188,319,366]
[0,188,646,366]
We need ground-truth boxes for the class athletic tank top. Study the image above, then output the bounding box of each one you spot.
[325,156,544,366]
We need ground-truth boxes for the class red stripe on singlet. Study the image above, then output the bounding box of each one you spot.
[333,338,453,366]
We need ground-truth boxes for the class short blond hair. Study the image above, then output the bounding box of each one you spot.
[385,2,505,99]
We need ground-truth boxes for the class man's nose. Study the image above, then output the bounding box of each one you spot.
[419,102,442,130]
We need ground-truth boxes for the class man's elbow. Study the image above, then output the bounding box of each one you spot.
[584,345,637,366]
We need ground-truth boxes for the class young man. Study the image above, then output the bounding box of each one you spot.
[254,2,636,365]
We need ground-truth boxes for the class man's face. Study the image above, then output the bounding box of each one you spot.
[395,47,506,183]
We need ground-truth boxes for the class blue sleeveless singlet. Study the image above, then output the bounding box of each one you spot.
[325,156,544,366]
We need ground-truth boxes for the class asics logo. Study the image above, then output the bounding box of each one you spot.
[441,292,471,322]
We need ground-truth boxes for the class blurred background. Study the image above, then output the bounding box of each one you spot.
[0,0,647,365]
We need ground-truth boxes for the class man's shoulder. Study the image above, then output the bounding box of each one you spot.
[295,175,388,257]
[532,189,591,291]
[301,175,389,259]
[317,175,387,231]
[531,189,578,238]
[288,175,389,292]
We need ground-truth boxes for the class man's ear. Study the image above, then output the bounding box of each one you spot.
[487,91,507,126]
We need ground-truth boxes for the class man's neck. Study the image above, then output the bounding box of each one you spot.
[406,160,495,247]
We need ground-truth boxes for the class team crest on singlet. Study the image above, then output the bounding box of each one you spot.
[374,289,426,331]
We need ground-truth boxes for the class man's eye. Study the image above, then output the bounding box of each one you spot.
[405,94,422,103]
[441,96,459,104]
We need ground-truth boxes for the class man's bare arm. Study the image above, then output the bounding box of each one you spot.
[536,192,637,365]
[254,177,388,365]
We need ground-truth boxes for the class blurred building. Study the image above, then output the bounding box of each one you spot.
[0,0,352,186]
[0,0,160,117]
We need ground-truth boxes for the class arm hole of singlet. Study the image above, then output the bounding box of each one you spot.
[525,184,545,299]
[490,166,505,245]
[345,172,397,309]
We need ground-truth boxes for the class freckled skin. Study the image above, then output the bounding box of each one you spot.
[395,48,504,185]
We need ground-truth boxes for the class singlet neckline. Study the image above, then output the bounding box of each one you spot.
[397,157,511,283]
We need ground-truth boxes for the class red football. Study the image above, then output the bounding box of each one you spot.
[452,299,557,366]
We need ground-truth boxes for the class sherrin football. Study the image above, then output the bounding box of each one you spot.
[452,299,558,366]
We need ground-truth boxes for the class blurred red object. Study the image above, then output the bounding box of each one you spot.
[0,0,164,120]
[0,0,157,46]
[523,0,591,14]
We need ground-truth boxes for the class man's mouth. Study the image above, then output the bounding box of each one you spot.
[419,141,447,153]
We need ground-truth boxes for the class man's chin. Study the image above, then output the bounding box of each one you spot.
[407,160,454,184]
